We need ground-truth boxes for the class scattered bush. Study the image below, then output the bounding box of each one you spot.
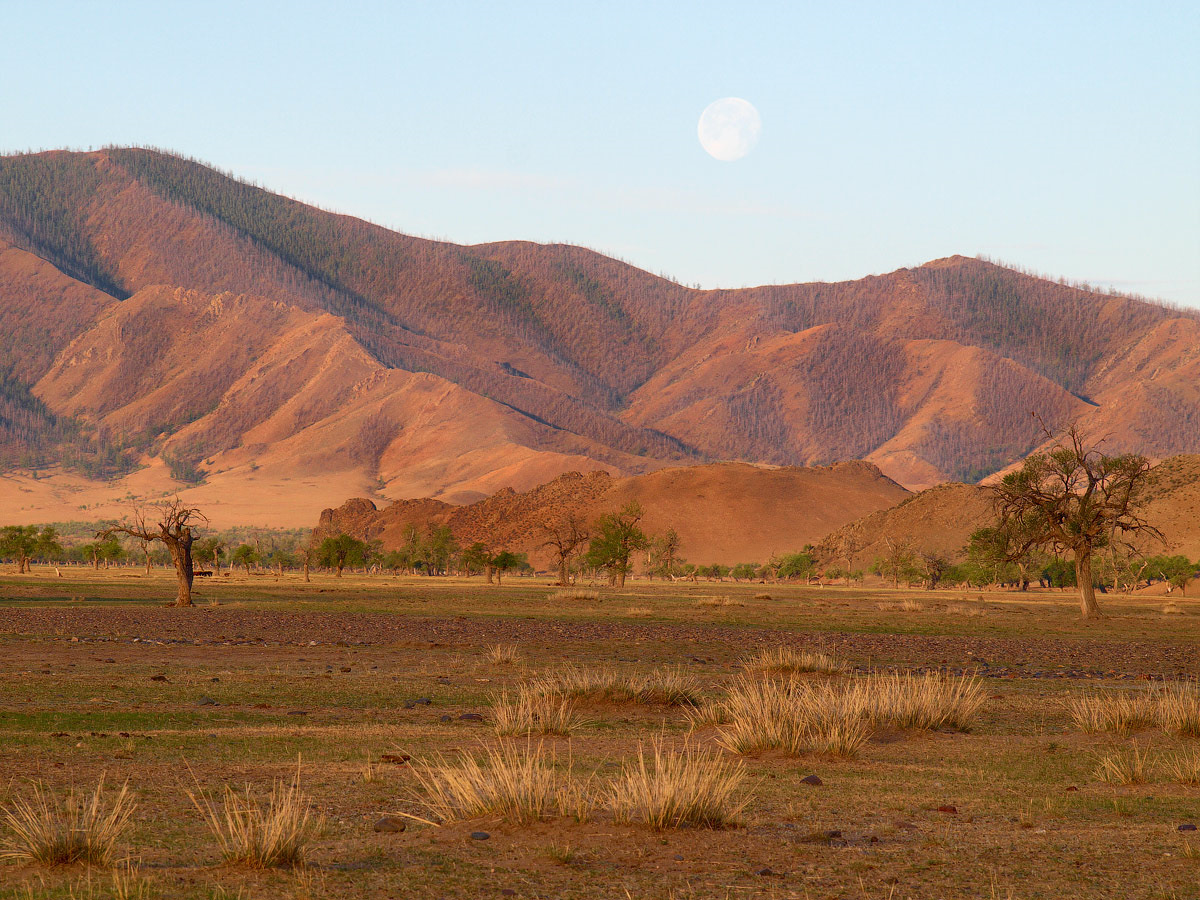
[1070,683,1200,736]
[0,777,135,866]
[548,590,599,603]
[485,643,522,665]
[1165,747,1200,784]
[531,666,703,707]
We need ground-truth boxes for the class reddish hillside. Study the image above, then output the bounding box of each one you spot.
[1,148,1198,526]
[318,461,911,568]
[815,454,1200,567]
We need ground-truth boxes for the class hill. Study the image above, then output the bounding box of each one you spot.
[1,148,1198,526]
[814,454,1200,568]
[317,460,910,568]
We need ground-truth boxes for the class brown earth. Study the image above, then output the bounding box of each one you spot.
[318,460,910,567]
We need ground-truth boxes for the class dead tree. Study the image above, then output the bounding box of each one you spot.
[101,499,206,607]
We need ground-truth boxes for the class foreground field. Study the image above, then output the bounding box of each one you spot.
[1,570,1198,899]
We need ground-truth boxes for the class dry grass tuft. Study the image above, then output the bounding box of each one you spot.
[625,606,652,617]
[1094,745,1151,785]
[531,666,702,707]
[609,740,748,830]
[695,596,744,608]
[188,769,320,868]
[860,672,985,731]
[548,590,599,603]
[743,646,846,677]
[0,777,135,866]
[485,643,522,665]
[1069,683,1200,736]
[492,686,583,736]
[410,742,571,826]
[1164,747,1200,784]
[713,677,869,758]
[1162,602,1182,615]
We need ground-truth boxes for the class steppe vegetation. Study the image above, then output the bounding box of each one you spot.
[0,566,1198,899]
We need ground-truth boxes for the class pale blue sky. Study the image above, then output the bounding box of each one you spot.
[3,1,1198,304]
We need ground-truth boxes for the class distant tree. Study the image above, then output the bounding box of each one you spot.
[96,535,124,569]
[100,499,206,606]
[775,550,817,583]
[540,513,590,586]
[458,542,491,577]
[1147,555,1195,595]
[488,550,526,585]
[585,501,649,587]
[834,529,867,584]
[425,525,459,576]
[991,425,1161,618]
[731,562,759,582]
[652,528,682,579]
[267,548,296,576]
[316,534,369,577]
[230,543,259,575]
[194,537,225,574]
[919,552,951,590]
[0,525,63,573]
[871,540,918,588]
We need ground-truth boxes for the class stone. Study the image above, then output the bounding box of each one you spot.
[440,715,452,723]
[754,867,775,876]
[287,710,309,716]
[459,713,484,721]
[150,674,169,682]
[470,831,490,841]
[197,696,218,706]
[373,815,406,833]
[800,774,822,786]
[414,697,433,705]
[937,805,958,814]
[1179,823,1198,832]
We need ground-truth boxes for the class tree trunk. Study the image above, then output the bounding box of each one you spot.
[144,549,151,574]
[92,550,100,570]
[335,562,344,577]
[303,559,310,582]
[485,564,494,584]
[558,560,569,586]
[19,554,29,574]
[166,538,194,607]
[1074,548,1101,618]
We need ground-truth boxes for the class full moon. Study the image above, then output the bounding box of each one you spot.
[697,97,761,161]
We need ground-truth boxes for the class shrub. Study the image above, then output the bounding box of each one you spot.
[492,686,583,737]
[743,646,846,677]
[485,643,522,665]
[1094,746,1151,785]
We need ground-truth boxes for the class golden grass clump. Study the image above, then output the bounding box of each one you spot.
[858,672,985,731]
[410,742,568,826]
[485,643,522,665]
[188,771,320,868]
[1165,747,1200,784]
[0,777,135,866]
[548,589,599,603]
[609,740,748,830]
[492,685,583,736]
[1069,683,1199,736]
[695,596,744,608]
[712,677,869,758]
[742,646,846,677]
[625,606,652,617]
[1156,682,1200,737]
[1094,745,1151,785]
[531,666,702,707]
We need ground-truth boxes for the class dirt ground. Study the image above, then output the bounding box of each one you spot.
[1,569,1198,899]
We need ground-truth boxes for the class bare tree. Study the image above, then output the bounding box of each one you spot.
[100,499,206,607]
[540,513,589,586]
[991,424,1161,618]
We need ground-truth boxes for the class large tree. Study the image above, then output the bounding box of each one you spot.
[991,425,1161,618]
[316,533,369,577]
[585,501,649,587]
[100,500,206,606]
[0,525,63,574]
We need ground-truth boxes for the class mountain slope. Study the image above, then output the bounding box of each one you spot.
[0,147,1197,526]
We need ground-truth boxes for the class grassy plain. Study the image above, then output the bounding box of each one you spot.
[0,567,1197,899]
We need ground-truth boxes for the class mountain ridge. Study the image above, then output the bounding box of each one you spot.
[1,147,1197,526]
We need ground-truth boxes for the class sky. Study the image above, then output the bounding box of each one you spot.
[3,1,1198,305]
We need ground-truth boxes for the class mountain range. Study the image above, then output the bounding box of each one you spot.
[1,148,1197,527]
